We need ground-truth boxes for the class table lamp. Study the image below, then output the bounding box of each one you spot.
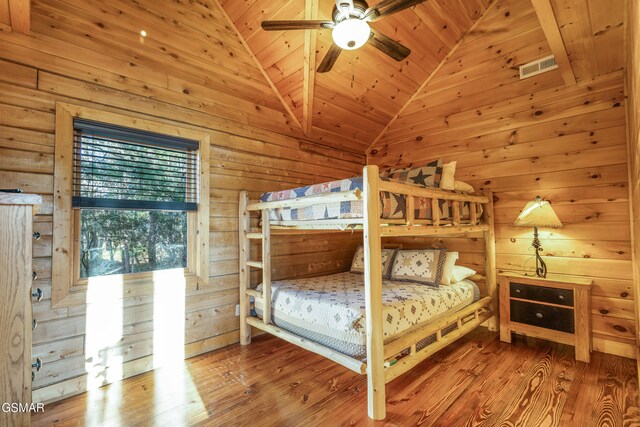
[513,196,563,278]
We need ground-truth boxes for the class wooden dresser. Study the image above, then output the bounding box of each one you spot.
[0,193,42,427]
[499,273,593,362]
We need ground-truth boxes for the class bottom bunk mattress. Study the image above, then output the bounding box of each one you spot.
[259,176,478,222]
[252,272,479,360]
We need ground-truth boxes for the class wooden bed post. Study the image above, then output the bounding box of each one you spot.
[481,190,499,332]
[239,191,251,345]
[261,208,272,324]
[363,165,385,420]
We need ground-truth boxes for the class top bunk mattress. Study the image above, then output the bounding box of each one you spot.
[260,176,477,222]
[253,272,479,360]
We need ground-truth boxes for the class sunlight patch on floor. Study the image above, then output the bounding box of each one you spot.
[152,269,208,425]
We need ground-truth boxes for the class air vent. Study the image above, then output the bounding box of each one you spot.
[519,55,558,79]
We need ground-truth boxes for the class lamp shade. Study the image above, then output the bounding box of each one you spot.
[513,196,563,228]
[332,19,370,50]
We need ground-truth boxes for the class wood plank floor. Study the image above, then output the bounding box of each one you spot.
[32,329,640,426]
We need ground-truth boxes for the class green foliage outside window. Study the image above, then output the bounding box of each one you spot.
[79,209,187,278]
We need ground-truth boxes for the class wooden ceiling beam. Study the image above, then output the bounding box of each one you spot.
[302,0,318,135]
[365,0,499,155]
[212,0,304,133]
[8,0,29,34]
[531,0,576,86]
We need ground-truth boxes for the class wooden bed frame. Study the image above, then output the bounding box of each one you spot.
[238,165,498,420]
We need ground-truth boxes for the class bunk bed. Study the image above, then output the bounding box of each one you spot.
[238,165,497,420]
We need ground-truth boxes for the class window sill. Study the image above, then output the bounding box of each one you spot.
[73,268,193,288]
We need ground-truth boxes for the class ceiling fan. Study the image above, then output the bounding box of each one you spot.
[261,0,427,73]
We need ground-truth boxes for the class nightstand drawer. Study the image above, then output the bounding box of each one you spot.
[510,282,574,307]
[510,300,575,334]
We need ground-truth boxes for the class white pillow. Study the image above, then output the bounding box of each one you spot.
[454,180,475,193]
[440,161,456,190]
[450,265,476,283]
[440,251,459,284]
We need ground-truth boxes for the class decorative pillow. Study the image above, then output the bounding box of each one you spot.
[390,249,447,287]
[380,159,443,188]
[454,180,475,193]
[350,246,397,279]
[440,161,457,191]
[440,251,459,284]
[451,265,476,283]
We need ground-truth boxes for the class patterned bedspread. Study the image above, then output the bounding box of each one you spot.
[260,176,476,222]
[253,272,479,360]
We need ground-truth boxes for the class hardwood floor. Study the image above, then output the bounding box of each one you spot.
[32,329,640,426]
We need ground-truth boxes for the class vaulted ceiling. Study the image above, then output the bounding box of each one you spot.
[4,0,623,157]
[219,0,492,153]
[218,0,626,156]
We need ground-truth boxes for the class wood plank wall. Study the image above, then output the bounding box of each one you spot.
[0,1,363,404]
[369,0,633,358]
[626,0,640,371]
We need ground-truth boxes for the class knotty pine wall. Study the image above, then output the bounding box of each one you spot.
[627,0,640,368]
[0,3,363,404]
[369,4,633,357]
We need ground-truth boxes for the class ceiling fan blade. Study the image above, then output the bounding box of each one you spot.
[317,43,343,73]
[368,29,411,61]
[364,0,426,22]
[261,20,334,31]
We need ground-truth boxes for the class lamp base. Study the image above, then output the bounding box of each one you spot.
[532,226,547,278]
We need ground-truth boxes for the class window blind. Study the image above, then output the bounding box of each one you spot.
[72,118,199,211]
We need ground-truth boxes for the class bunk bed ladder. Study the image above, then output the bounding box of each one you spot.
[239,191,272,346]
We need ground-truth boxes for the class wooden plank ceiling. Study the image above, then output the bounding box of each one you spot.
[1,0,624,155]
[219,0,492,154]
[0,0,30,33]
[369,0,625,155]
[219,0,625,156]
[366,0,626,155]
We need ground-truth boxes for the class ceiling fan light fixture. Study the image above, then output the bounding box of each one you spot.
[332,19,370,50]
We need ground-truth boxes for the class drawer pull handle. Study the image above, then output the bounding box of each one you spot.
[32,318,38,330]
[32,288,43,302]
[32,358,42,372]
[32,271,38,281]
[33,232,41,240]
[515,289,522,293]
[558,295,565,300]
[535,312,544,319]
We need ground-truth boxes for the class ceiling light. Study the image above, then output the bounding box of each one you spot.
[332,19,370,50]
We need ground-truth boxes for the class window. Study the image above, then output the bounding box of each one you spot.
[52,103,209,307]
[73,119,197,278]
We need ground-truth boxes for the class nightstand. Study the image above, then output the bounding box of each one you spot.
[498,273,593,362]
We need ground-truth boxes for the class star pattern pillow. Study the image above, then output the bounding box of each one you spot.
[390,249,447,287]
[350,246,397,279]
[380,159,443,188]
